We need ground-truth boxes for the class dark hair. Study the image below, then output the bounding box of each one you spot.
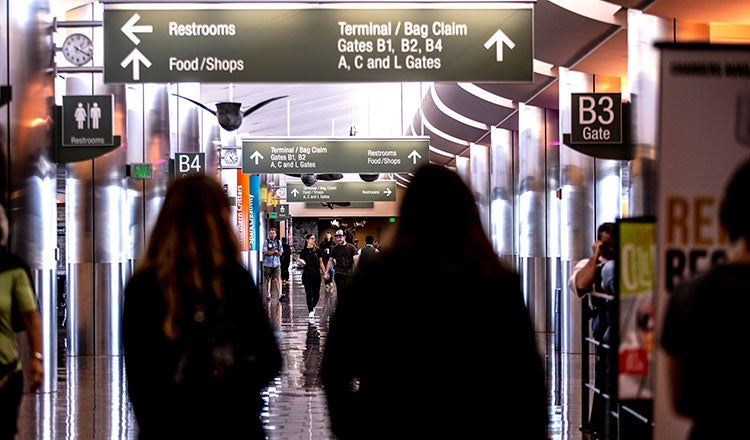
[304,233,319,251]
[140,174,239,339]
[597,222,616,260]
[365,235,374,245]
[395,164,503,275]
[597,222,615,240]
[720,157,750,244]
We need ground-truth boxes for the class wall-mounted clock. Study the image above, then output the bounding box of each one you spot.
[221,148,241,168]
[61,33,93,66]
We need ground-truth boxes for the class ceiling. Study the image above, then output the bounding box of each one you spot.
[195,0,749,176]
[91,0,748,182]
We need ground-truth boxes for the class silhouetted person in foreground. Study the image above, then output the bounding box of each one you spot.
[122,175,281,439]
[0,203,44,439]
[321,164,547,439]
[661,157,750,440]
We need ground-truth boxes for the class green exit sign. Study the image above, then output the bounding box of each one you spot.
[268,212,278,219]
[127,163,153,179]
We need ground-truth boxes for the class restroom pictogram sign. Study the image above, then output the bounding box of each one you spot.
[62,95,115,147]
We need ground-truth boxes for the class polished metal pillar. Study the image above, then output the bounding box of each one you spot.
[627,9,670,218]
[4,0,56,393]
[64,77,128,356]
[469,143,490,236]
[559,67,625,353]
[559,68,594,354]
[489,127,516,268]
[517,103,550,333]
[61,2,131,357]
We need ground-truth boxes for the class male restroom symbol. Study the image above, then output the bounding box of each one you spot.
[73,102,102,130]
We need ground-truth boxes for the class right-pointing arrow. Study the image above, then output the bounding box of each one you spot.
[483,29,515,62]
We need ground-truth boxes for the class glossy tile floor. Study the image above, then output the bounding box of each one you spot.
[15,268,589,439]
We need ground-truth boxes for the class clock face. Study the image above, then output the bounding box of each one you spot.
[62,33,93,66]
[221,149,240,167]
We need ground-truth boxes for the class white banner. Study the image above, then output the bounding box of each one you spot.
[654,43,750,439]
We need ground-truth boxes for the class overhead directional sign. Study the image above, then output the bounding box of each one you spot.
[242,137,429,174]
[103,5,533,83]
[287,181,397,202]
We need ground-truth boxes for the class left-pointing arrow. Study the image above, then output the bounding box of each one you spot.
[120,48,152,81]
[121,13,153,45]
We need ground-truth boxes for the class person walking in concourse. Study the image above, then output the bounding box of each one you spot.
[319,231,335,291]
[325,229,358,293]
[321,164,547,439]
[280,235,291,286]
[0,204,44,440]
[121,175,282,440]
[660,157,750,440]
[262,227,284,301]
[298,233,326,319]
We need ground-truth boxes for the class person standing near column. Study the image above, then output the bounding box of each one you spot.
[569,221,616,439]
[262,227,283,300]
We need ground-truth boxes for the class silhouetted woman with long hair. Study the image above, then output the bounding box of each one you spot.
[122,174,281,439]
[321,164,547,439]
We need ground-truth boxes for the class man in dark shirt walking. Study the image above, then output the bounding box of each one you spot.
[325,229,358,292]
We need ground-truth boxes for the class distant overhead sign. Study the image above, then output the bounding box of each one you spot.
[287,181,397,202]
[242,137,429,174]
[103,5,533,83]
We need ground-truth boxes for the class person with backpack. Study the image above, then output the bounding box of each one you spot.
[122,175,282,439]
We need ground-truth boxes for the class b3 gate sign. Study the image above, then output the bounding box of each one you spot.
[570,93,622,144]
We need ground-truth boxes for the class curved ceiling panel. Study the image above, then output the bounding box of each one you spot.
[474,73,558,105]
[420,88,490,144]
[534,0,624,68]
[432,83,516,127]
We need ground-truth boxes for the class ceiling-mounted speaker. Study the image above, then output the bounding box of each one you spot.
[172,94,287,131]
[300,174,318,186]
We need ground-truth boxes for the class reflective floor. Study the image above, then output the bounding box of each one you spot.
[16,268,589,439]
